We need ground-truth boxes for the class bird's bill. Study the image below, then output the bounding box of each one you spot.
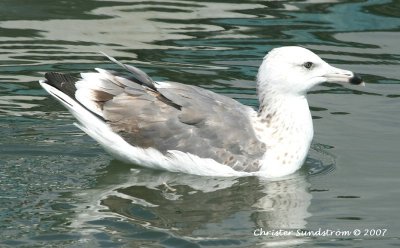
[324,66,365,86]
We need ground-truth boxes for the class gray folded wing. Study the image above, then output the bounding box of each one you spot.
[45,56,267,172]
[100,75,266,172]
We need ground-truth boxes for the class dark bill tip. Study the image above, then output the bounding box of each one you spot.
[350,73,363,85]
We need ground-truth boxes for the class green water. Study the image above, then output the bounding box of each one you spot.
[1,0,399,247]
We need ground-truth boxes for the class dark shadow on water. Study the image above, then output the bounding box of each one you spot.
[65,149,325,248]
[305,143,336,177]
[64,141,337,246]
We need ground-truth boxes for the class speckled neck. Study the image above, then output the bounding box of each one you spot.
[257,89,313,138]
[254,89,314,177]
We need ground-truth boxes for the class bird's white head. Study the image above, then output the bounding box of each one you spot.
[255,46,363,177]
[257,46,363,99]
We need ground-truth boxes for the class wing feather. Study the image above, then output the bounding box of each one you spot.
[43,56,266,172]
[102,78,266,172]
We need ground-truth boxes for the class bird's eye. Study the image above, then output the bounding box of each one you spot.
[303,62,313,69]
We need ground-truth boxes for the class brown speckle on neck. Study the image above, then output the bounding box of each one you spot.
[258,110,277,127]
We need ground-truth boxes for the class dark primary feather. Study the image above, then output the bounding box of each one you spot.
[44,55,267,172]
[44,72,78,99]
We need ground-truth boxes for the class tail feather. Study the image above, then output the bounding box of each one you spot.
[40,53,160,140]
[39,81,146,165]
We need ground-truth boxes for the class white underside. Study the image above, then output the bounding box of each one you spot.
[40,81,251,177]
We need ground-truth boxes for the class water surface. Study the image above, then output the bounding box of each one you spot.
[1,0,399,247]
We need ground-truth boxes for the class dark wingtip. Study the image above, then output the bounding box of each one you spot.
[43,72,78,99]
[350,73,363,85]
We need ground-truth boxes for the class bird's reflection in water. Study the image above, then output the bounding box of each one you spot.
[72,160,314,246]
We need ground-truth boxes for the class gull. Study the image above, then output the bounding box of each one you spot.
[39,46,363,178]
